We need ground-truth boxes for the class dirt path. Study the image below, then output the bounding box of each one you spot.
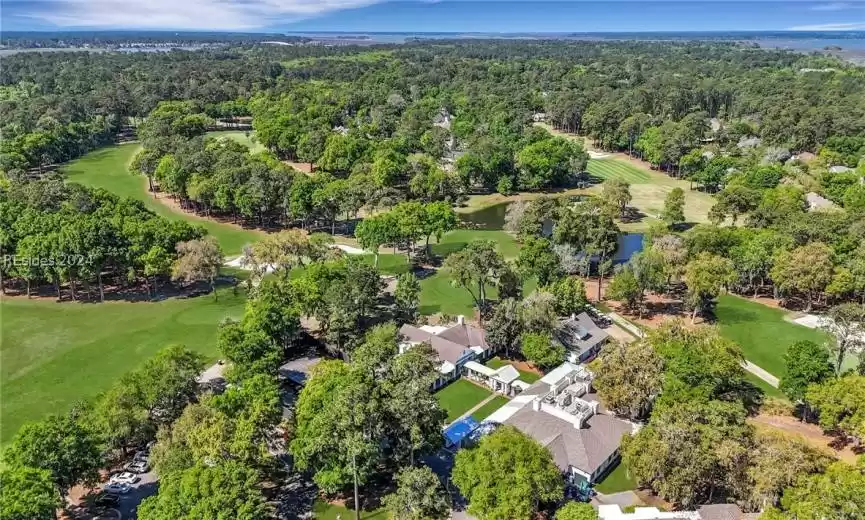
[749,414,860,464]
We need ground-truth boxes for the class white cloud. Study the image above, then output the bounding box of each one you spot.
[788,22,865,30]
[809,2,855,11]
[22,0,385,30]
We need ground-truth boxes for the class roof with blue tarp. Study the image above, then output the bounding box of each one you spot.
[444,417,480,447]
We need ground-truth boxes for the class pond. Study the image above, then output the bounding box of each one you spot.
[458,201,644,264]
[457,195,591,231]
[458,202,512,230]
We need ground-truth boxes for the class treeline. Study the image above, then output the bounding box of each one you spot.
[136,94,587,234]
[0,342,281,519]
[0,177,210,300]
[250,80,588,195]
[0,44,289,173]
[5,39,865,187]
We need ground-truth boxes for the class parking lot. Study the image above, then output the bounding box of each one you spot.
[113,468,159,519]
[69,453,159,519]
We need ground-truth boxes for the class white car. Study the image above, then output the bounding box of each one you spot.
[103,482,131,494]
[133,450,149,462]
[127,460,149,474]
[109,472,139,485]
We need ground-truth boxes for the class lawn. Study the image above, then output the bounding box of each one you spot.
[435,379,494,423]
[594,459,637,494]
[485,357,541,383]
[206,130,265,153]
[715,294,831,378]
[0,283,246,445]
[62,144,262,256]
[587,159,652,183]
[432,229,520,260]
[312,500,389,520]
[471,395,510,422]
[359,253,410,275]
[419,273,537,316]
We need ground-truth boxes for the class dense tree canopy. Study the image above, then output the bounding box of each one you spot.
[452,426,564,520]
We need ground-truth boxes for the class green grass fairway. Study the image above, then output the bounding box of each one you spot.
[359,253,409,275]
[537,123,715,228]
[0,285,246,445]
[206,130,265,154]
[435,379,493,423]
[313,500,389,520]
[432,229,520,260]
[594,459,637,494]
[715,294,830,377]
[587,159,652,183]
[62,144,261,256]
[471,396,510,422]
[485,357,541,383]
[419,274,537,316]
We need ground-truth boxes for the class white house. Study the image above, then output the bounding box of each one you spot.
[483,362,637,484]
[398,316,495,390]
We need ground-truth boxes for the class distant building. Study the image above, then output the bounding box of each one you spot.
[788,151,816,164]
[484,362,636,484]
[598,504,753,520]
[736,136,761,149]
[805,192,838,212]
[399,317,494,390]
[553,312,610,363]
[433,108,452,129]
[709,118,723,133]
[532,112,548,122]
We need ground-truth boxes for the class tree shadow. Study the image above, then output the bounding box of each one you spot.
[420,303,442,315]
[3,275,240,305]
[431,241,467,258]
[619,206,647,224]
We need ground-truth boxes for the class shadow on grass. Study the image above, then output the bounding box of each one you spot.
[431,241,468,258]
[420,303,442,315]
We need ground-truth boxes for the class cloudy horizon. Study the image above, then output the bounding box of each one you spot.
[4,1,865,33]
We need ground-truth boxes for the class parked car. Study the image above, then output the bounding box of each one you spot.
[133,450,149,462]
[127,460,149,473]
[109,472,139,485]
[103,483,131,494]
[94,492,120,506]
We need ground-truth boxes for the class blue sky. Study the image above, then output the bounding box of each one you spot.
[4,1,865,33]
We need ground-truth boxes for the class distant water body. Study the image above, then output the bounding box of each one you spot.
[286,31,865,50]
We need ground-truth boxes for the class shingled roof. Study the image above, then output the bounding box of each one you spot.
[398,322,488,365]
[503,403,633,476]
[553,313,609,358]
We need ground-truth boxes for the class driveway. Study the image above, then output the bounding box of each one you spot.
[115,469,159,518]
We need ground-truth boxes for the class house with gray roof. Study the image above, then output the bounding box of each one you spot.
[278,355,323,386]
[483,362,636,484]
[398,316,494,390]
[598,504,753,520]
[554,312,609,363]
[805,192,838,212]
